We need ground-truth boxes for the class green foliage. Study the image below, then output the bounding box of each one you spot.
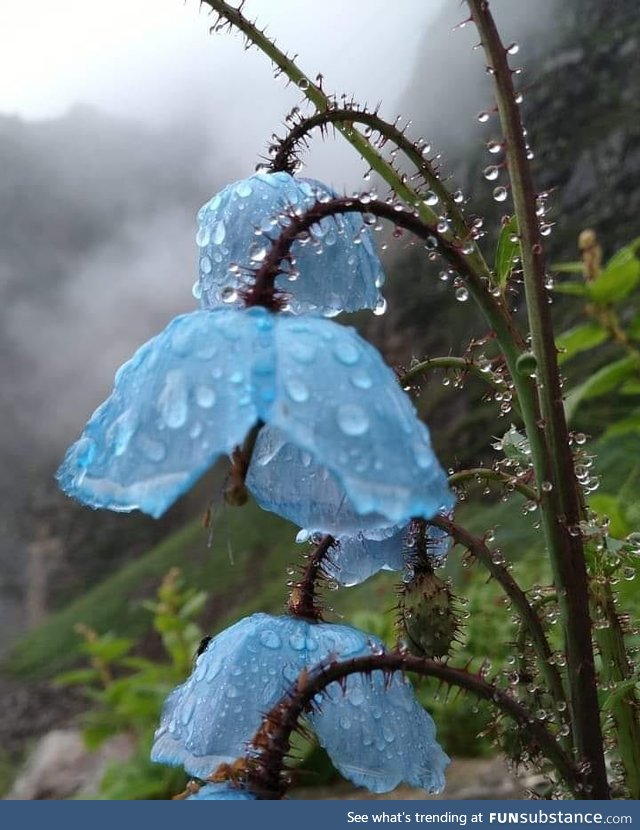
[55,568,204,800]
[556,322,608,365]
[494,216,520,292]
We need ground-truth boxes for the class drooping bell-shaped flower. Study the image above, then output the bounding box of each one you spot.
[151,613,449,794]
[185,783,255,801]
[322,520,453,587]
[195,171,386,316]
[57,308,452,527]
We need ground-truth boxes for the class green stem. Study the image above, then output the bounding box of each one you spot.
[590,568,640,798]
[468,0,608,798]
[429,515,567,715]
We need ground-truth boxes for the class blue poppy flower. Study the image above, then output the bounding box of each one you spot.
[185,783,255,801]
[151,613,449,794]
[57,307,452,525]
[323,519,453,587]
[195,171,386,316]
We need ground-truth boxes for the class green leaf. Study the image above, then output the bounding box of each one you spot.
[500,426,531,464]
[54,668,101,688]
[556,322,607,365]
[588,494,632,538]
[620,378,640,395]
[551,261,584,274]
[81,635,133,663]
[589,238,640,305]
[602,410,640,440]
[552,281,590,297]
[565,355,640,422]
[494,216,520,291]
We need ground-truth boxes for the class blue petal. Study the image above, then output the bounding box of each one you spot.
[151,613,448,794]
[196,172,385,316]
[309,672,449,794]
[185,783,255,801]
[251,316,454,527]
[323,526,407,587]
[56,310,260,518]
[325,520,454,587]
[245,427,398,537]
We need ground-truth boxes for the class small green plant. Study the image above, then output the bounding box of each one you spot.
[56,568,206,799]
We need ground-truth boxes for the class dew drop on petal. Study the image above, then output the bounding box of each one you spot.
[196,226,211,247]
[212,220,226,245]
[337,404,370,436]
[157,370,188,429]
[333,341,360,366]
[285,377,310,403]
[195,385,216,409]
[259,630,282,649]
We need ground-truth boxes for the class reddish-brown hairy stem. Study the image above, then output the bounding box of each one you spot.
[467,0,607,798]
[287,535,335,621]
[429,515,566,715]
[270,107,470,239]
[245,652,582,798]
[245,197,524,352]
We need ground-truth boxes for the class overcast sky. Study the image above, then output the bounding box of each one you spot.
[1,1,446,184]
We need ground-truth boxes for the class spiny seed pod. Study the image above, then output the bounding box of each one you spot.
[400,572,460,658]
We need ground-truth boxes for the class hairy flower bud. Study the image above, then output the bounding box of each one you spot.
[401,572,460,659]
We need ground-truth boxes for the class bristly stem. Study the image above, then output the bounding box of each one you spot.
[243,652,582,799]
[287,535,335,621]
[203,0,508,316]
[447,467,537,502]
[428,515,567,716]
[467,0,608,797]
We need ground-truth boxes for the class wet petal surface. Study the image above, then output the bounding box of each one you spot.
[196,172,385,316]
[151,613,448,793]
[56,310,260,518]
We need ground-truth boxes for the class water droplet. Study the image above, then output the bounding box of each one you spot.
[249,243,268,263]
[373,296,388,316]
[196,225,211,247]
[137,434,167,462]
[298,78,310,90]
[334,341,360,366]
[236,180,252,198]
[259,630,282,649]
[350,369,373,390]
[200,256,212,275]
[484,165,500,181]
[289,631,306,650]
[455,286,469,302]
[296,529,310,543]
[222,286,238,304]
[191,280,203,300]
[285,377,310,403]
[336,404,370,436]
[493,186,508,203]
[453,189,464,204]
[487,140,503,154]
[423,190,439,207]
[195,385,216,408]
[158,370,188,429]
[212,220,226,245]
[507,42,520,55]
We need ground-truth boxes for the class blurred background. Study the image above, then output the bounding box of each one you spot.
[1,0,638,800]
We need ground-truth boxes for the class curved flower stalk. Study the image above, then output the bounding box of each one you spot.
[151,613,449,794]
[57,308,452,525]
[196,171,386,316]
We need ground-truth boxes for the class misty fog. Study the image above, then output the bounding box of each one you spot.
[0,0,559,649]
